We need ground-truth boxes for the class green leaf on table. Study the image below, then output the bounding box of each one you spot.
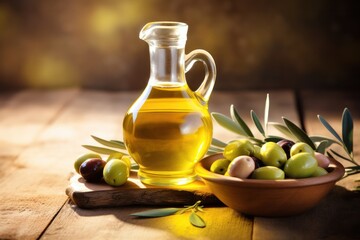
[82,145,123,155]
[130,208,180,218]
[230,104,254,137]
[211,138,227,148]
[251,110,265,137]
[282,117,316,149]
[91,135,127,150]
[318,115,343,143]
[189,212,206,228]
[342,108,353,154]
[212,112,247,135]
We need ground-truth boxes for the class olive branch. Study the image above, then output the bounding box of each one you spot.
[209,94,359,185]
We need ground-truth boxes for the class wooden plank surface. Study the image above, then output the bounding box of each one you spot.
[3,89,358,240]
[253,90,360,240]
[0,89,79,239]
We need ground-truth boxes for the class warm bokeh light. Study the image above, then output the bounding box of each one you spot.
[0,0,359,90]
[22,54,80,88]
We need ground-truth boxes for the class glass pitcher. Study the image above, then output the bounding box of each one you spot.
[123,21,216,186]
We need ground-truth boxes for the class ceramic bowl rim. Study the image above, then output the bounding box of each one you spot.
[195,153,345,188]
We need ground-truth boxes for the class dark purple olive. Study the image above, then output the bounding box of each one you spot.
[277,139,295,159]
[251,156,265,169]
[79,158,106,183]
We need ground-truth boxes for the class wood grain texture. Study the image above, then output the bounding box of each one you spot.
[0,89,79,239]
[3,89,358,240]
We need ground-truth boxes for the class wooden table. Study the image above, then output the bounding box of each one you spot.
[0,89,359,240]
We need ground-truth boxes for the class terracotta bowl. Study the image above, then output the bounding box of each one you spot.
[195,153,345,217]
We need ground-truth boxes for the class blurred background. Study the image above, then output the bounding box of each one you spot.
[0,0,359,91]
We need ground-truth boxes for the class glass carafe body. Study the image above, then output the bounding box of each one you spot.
[123,22,216,186]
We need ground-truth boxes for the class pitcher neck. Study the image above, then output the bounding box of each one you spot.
[148,45,186,86]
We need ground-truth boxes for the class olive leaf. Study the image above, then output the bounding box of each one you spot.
[251,110,265,137]
[317,111,357,168]
[212,112,248,136]
[208,146,224,153]
[264,93,270,136]
[316,140,328,154]
[342,108,353,155]
[189,212,206,228]
[207,149,222,155]
[82,145,124,155]
[230,104,254,137]
[110,140,127,148]
[282,117,316,150]
[310,135,339,147]
[268,122,297,141]
[130,208,180,218]
[318,115,343,143]
[264,136,285,143]
[130,201,207,228]
[91,135,127,150]
[211,138,227,148]
[247,136,264,145]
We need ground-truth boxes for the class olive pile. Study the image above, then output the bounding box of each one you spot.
[210,139,330,180]
[74,152,130,186]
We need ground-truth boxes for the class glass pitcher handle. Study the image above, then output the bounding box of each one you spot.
[185,49,216,102]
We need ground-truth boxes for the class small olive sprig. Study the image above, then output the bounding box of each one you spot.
[209,94,359,181]
[130,200,206,228]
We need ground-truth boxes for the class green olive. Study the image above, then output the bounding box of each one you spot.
[210,158,231,175]
[107,153,132,174]
[74,153,101,174]
[223,139,255,160]
[260,142,287,167]
[251,166,285,180]
[290,142,314,157]
[103,159,129,186]
[311,166,328,177]
[252,145,262,160]
[120,156,132,170]
[106,152,125,162]
[284,152,318,178]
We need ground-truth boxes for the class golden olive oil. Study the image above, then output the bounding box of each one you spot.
[123,84,212,186]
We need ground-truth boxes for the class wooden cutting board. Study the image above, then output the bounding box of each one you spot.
[66,171,222,209]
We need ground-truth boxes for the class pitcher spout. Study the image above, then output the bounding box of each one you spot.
[139,21,188,46]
